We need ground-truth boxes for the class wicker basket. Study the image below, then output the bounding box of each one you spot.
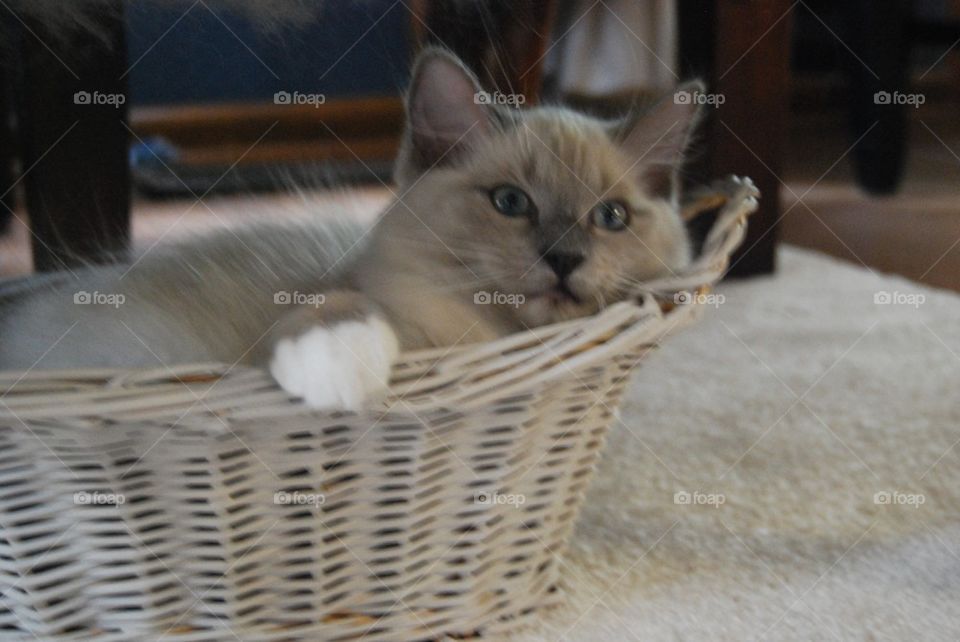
[0,177,757,641]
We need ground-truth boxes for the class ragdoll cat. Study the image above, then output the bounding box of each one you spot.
[0,48,701,410]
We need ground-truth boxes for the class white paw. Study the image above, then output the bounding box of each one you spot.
[269,316,400,411]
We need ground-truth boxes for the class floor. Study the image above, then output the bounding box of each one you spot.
[780,101,960,292]
[518,245,960,640]
[2,101,960,290]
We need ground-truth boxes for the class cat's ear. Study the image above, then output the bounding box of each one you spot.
[613,80,706,200]
[396,47,495,184]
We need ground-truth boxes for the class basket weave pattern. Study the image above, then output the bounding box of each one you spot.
[0,178,757,641]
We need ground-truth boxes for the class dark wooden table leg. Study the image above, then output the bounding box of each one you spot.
[680,0,793,276]
[0,54,15,235]
[15,2,130,272]
[841,0,908,194]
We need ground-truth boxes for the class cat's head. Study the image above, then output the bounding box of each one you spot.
[392,47,703,327]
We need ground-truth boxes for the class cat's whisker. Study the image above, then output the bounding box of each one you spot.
[385,245,502,266]
[366,270,517,296]
[593,291,607,311]
[432,273,518,291]
[388,237,505,262]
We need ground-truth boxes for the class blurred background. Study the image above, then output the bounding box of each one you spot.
[1,0,958,291]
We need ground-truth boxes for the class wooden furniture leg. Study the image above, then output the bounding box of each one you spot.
[0,54,15,235]
[842,0,908,194]
[680,0,793,276]
[16,1,131,272]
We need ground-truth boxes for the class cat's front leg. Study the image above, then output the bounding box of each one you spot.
[265,291,399,411]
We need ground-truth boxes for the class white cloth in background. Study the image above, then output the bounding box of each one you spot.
[548,0,678,95]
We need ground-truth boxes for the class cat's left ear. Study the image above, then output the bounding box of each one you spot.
[612,80,706,200]
[396,47,498,184]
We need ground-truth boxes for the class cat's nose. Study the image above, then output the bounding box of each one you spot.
[542,251,584,280]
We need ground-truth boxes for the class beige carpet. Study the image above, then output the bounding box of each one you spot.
[519,246,960,641]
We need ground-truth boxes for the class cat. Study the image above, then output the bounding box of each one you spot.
[0,47,702,411]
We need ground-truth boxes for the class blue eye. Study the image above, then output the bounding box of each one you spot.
[490,185,533,218]
[590,201,630,231]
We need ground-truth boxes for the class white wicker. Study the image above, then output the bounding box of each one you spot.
[0,177,757,641]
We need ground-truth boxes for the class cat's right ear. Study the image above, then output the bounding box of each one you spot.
[396,47,494,184]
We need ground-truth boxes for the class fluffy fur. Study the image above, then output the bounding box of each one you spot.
[0,48,700,409]
[270,316,399,411]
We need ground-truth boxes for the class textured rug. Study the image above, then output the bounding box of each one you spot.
[519,246,960,641]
